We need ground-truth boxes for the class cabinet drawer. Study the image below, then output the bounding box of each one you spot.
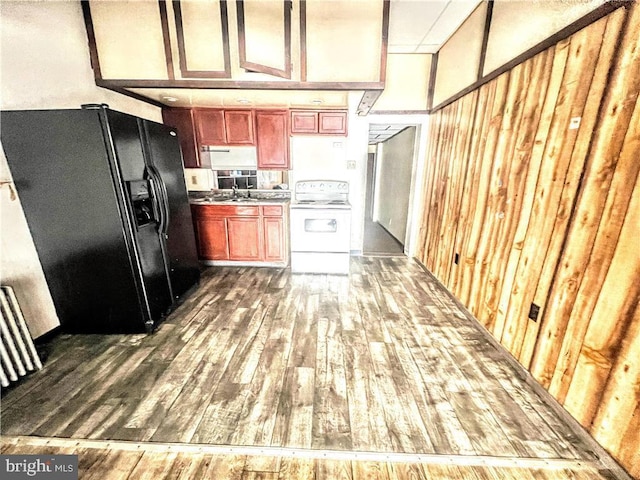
[261,205,284,216]
[319,111,348,135]
[192,204,260,217]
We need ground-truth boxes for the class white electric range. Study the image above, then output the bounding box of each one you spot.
[289,180,351,274]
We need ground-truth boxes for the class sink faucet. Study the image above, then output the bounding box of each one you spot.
[232,185,239,198]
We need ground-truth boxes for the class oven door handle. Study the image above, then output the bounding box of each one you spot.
[304,218,338,233]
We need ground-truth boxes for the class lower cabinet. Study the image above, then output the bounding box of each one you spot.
[227,217,262,261]
[191,203,289,265]
[194,217,228,260]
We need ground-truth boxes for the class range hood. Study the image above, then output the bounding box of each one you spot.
[200,146,258,170]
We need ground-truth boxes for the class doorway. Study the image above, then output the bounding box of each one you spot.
[363,125,417,256]
[364,149,404,256]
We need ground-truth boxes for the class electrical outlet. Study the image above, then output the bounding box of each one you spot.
[347,160,356,170]
[528,303,540,322]
[454,253,460,265]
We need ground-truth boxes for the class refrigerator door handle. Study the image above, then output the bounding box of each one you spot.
[149,165,170,237]
[147,172,165,234]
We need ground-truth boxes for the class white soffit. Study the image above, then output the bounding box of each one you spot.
[388,0,483,54]
[127,88,349,109]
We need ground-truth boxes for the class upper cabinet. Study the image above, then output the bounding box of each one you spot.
[162,109,199,167]
[319,112,348,135]
[290,110,348,136]
[290,111,317,133]
[194,109,255,146]
[83,0,389,87]
[255,110,290,170]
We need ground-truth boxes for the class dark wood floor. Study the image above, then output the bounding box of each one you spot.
[0,257,625,479]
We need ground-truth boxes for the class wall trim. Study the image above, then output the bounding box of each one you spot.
[109,87,167,109]
[369,110,430,115]
[237,0,292,79]
[158,0,175,80]
[379,0,391,84]
[173,0,232,79]
[427,52,438,110]
[97,79,385,91]
[477,0,494,82]
[81,1,102,80]
[299,0,307,82]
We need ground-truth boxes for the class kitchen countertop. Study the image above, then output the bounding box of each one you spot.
[189,189,290,206]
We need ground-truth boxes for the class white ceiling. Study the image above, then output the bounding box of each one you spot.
[369,1,482,144]
[388,0,483,54]
[369,124,410,144]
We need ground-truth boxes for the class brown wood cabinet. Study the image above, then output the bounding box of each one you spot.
[255,110,290,170]
[290,110,348,136]
[190,203,288,265]
[194,217,228,260]
[194,109,255,146]
[162,109,200,168]
[227,217,262,260]
[262,205,287,262]
[290,111,318,133]
[319,112,348,135]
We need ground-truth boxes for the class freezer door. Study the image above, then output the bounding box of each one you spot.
[106,110,174,326]
[142,120,200,300]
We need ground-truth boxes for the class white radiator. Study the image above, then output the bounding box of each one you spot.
[0,286,42,388]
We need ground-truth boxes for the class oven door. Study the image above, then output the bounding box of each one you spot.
[290,208,351,253]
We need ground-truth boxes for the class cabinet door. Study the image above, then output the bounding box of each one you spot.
[319,112,348,135]
[263,216,285,262]
[224,110,255,144]
[227,217,262,260]
[162,109,199,168]
[256,110,290,170]
[195,218,228,260]
[194,109,225,146]
[290,111,318,134]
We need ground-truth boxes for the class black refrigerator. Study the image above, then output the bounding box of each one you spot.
[1,105,200,333]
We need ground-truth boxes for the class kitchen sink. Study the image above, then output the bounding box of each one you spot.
[228,197,257,202]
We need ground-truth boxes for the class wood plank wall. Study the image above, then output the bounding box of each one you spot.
[416,4,640,478]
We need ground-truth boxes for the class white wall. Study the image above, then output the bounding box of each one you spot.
[288,92,369,253]
[0,1,162,338]
[374,54,431,111]
[374,127,416,243]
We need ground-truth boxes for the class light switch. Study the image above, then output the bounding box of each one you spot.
[569,117,581,130]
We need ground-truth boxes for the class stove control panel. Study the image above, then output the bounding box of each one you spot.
[295,180,349,195]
